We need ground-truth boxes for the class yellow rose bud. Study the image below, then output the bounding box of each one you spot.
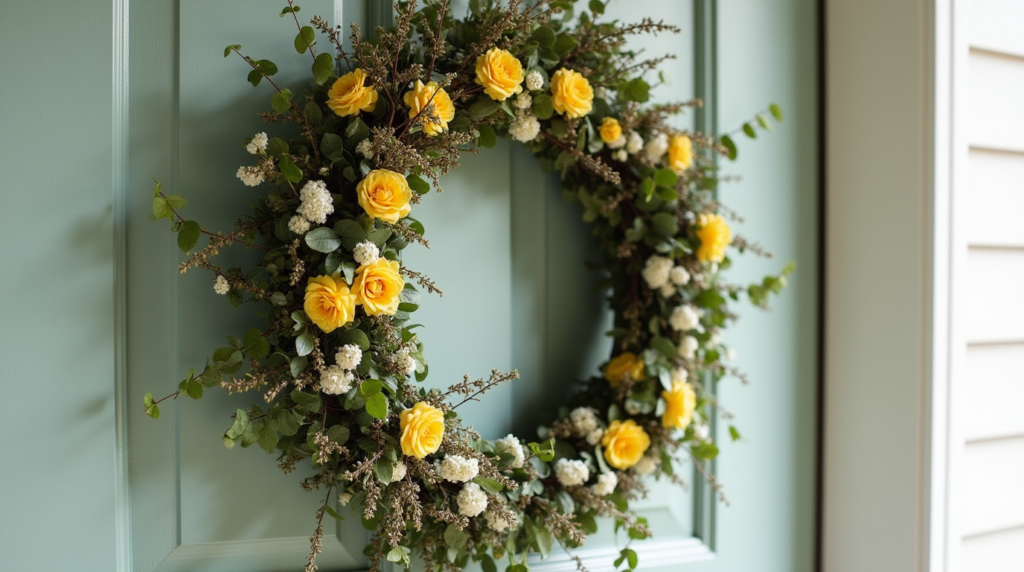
[475,47,525,101]
[403,80,455,136]
[599,117,623,144]
[400,401,445,458]
[668,134,694,173]
[550,68,594,119]
[695,213,732,263]
[356,169,413,223]
[661,380,697,429]
[327,68,378,117]
[603,352,645,388]
[352,258,404,316]
[303,274,357,333]
[601,419,651,470]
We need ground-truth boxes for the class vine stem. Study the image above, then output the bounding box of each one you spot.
[287,0,317,62]
[159,191,269,252]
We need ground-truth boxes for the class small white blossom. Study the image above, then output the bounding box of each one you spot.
[356,139,374,160]
[642,255,674,289]
[395,347,416,375]
[659,283,676,298]
[509,113,541,142]
[439,455,480,483]
[525,70,544,91]
[607,134,627,149]
[626,131,644,154]
[594,86,608,99]
[644,132,669,162]
[709,331,722,345]
[296,180,334,224]
[514,92,533,110]
[213,275,230,295]
[709,262,719,275]
[246,132,268,154]
[335,344,362,371]
[352,241,380,266]
[569,407,599,436]
[484,508,519,532]
[671,367,689,385]
[669,266,691,286]
[693,423,710,441]
[591,472,618,496]
[612,149,628,162]
[320,365,354,395]
[496,434,526,469]
[669,305,701,332]
[726,348,738,362]
[288,215,311,235]
[678,336,699,360]
[319,167,330,176]
[624,401,641,415]
[555,459,590,487]
[236,165,265,187]
[457,482,488,517]
[585,428,604,446]
[391,461,407,483]
[338,491,354,506]
[634,455,658,476]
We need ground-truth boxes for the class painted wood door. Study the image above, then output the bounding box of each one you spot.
[0,1,817,571]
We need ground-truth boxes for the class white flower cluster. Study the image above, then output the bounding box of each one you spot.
[439,455,479,483]
[288,215,311,235]
[591,472,618,496]
[495,434,525,469]
[338,491,354,506]
[514,92,532,110]
[678,335,699,360]
[509,113,541,143]
[627,131,644,154]
[642,255,674,289]
[670,266,691,286]
[391,461,407,482]
[356,139,374,160]
[607,134,627,150]
[320,365,354,395]
[554,458,590,487]
[612,149,628,162]
[394,347,416,375]
[246,132,268,155]
[670,367,689,385]
[644,132,669,162]
[352,241,380,266]
[525,70,544,91]
[296,180,334,225]
[335,344,362,371]
[236,165,265,187]
[634,455,658,476]
[484,508,519,532]
[693,423,710,441]
[669,304,701,332]
[457,482,488,517]
[585,428,604,446]
[213,275,230,295]
[569,407,599,437]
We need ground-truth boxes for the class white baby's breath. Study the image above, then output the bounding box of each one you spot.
[509,113,541,142]
[456,482,488,517]
[236,165,265,187]
[495,434,525,469]
[213,275,230,295]
[320,365,354,395]
[554,459,589,487]
[288,215,311,235]
[525,70,544,91]
[335,344,362,371]
[669,305,701,332]
[439,455,479,483]
[352,241,380,266]
[296,180,334,224]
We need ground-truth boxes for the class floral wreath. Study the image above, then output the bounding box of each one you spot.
[145,1,791,571]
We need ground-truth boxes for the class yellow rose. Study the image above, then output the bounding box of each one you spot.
[599,117,622,144]
[403,80,455,136]
[303,274,357,333]
[327,68,378,117]
[601,419,651,470]
[695,213,732,263]
[352,258,404,316]
[550,68,593,119]
[475,47,525,101]
[668,134,694,173]
[661,380,697,429]
[356,169,413,223]
[400,401,445,458]
[603,352,645,388]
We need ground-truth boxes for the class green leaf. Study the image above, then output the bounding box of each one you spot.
[294,26,315,53]
[312,52,334,85]
[742,122,757,139]
[365,392,388,419]
[651,212,678,237]
[367,227,392,249]
[625,547,638,568]
[477,124,497,148]
[296,329,315,356]
[469,99,501,119]
[720,134,738,161]
[359,379,383,398]
[165,194,187,209]
[589,0,605,14]
[481,555,498,572]
[340,328,370,351]
[290,389,323,413]
[327,425,350,445]
[553,33,577,56]
[225,408,250,439]
[255,59,278,76]
[757,113,774,131]
[305,227,342,253]
[651,336,676,359]
[346,117,370,143]
[769,103,784,121]
[444,524,468,550]
[472,477,505,493]
[258,424,278,453]
[533,93,554,120]
[531,26,556,47]
[152,196,171,221]
[729,425,741,441]
[177,220,201,253]
[243,328,270,359]
[640,178,655,201]
[278,154,303,183]
[321,132,343,160]
[144,393,160,419]
[628,77,650,103]
[653,168,678,188]
[223,44,240,58]
[374,458,393,483]
[247,69,263,87]
[271,89,293,113]
[406,173,431,195]
[290,356,308,377]
[325,505,345,521]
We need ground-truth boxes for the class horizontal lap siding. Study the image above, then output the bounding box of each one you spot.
[961,3,1024,569]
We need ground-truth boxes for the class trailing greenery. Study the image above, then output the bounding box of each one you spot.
[146,1,790,571]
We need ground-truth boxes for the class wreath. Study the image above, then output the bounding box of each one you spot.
[145,1,792,571]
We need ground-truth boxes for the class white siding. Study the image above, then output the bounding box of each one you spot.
[960,3,1024,568]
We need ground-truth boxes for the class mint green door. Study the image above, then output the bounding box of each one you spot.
[0,1,817,571]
